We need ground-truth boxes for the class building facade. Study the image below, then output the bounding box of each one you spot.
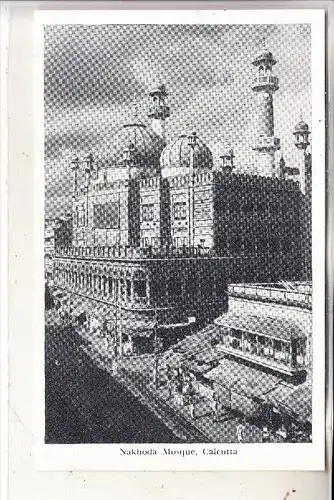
[52,46,311,350]
[45,216,72,283]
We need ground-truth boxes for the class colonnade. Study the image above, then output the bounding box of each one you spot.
[54,265,150,306]
[221,329,306,369]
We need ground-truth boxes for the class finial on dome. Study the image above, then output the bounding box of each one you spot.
[132,94,138,119]
[261,36,267,50]
[70,154,80,170]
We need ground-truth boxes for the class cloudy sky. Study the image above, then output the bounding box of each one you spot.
[44,23,311,217]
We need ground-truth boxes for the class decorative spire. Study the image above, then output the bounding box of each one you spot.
[219,138,235,174]
[132,94,138,120]
[261,35,267,50]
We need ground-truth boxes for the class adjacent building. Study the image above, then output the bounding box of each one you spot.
[45,216,72,284]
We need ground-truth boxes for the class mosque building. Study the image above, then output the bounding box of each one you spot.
[52,45,312,353]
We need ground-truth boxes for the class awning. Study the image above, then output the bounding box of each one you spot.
[182,359,213,375]
[172,327,220,354]
[204,358,280,398]
[265,382,312,422]
[215,313,305,341]
[159,316,196,330]
[192,347,222,364]
[164,351,186,368]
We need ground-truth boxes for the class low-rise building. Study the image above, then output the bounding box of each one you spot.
[218,282,312,371]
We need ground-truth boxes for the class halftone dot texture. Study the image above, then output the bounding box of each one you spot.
[44,23,311,216]
[44,23,312,444]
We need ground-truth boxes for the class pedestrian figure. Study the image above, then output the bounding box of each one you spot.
[152,364,157,386]
[153,356,159,388]
[189,399,196,420]
[167,379,172,400]
[211,397,219,422]
[236,419,246,443]
[262,425,270,443]
[112,358,118,376]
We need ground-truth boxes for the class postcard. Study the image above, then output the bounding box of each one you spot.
[33,8,325,471]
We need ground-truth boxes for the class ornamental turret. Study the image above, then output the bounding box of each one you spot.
[293,115,310,151]
[83,152,94,191]
[293,114,311,194]
[252,42,280,177]
[148,80,170,143]
[293,114,311,280]
[70,155,80,198]
[219,147,235,175]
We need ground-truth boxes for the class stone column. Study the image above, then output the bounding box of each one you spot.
[256,334,260,356]
[241,331,245,352]
[146,276,150,305]
[130,271,135,303]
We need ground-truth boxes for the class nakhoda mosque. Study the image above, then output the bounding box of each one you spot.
[52,45,312,352]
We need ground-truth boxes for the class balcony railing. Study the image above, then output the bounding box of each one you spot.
[55,245,219,260]
[254,136,280,150]
[147,104,170,119]
[228,283,312,309]
[251,75,279,90]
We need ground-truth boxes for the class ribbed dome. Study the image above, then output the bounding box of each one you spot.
[294,120,309,132]
[160,133,213,171]
[109,122,165,170]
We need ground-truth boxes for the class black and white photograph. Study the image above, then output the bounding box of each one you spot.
[37,9,325,470]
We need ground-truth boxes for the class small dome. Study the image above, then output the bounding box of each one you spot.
[252,46,277,66]
[294,120,309,132]
[108,122,165,170]
[160,133,213,171]
[221,148,234,158]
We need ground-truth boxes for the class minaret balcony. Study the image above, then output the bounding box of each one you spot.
[148,104,170,119]
[251,75,279,92]
[253,136,280,152]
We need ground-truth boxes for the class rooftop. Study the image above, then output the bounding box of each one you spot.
[228,282,312,309]
[215,313,305,341]
[204,358,280,398]
[55,245,229,261]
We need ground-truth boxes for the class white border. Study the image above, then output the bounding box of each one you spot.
[33,8,326,471]
[1,1,10,496]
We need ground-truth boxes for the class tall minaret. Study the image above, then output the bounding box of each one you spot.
[293,115,311,280]
[148,80,170,144]
[252,42,280,177]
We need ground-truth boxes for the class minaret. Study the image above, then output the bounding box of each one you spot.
[252,41,280,177]
[83,152,94,227]
[148,80,170,143]
[293,115,311,280]
[293,114,311,193]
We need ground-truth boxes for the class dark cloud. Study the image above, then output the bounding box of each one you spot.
[44,23,311,218]
[44,24,234,110]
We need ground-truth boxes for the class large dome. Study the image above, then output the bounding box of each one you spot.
[160,133,213,172]
[108,122,165,170]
